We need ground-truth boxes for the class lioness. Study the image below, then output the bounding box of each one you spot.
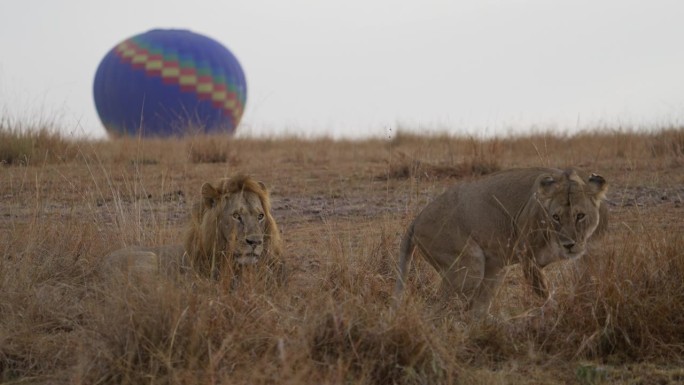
[394,167,608,315]
[105,174,282,281]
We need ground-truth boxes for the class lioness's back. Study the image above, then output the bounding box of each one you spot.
[413,168,557,241]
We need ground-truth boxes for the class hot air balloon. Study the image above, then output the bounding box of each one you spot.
[93,29,246,137]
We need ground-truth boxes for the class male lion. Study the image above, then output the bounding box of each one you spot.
[105,174,283,281]
[394,167,608,315]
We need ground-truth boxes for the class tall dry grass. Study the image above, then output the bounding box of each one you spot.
[0,117,80,165]
[1,124,684,384]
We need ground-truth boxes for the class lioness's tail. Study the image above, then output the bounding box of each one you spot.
[393,221,417,309]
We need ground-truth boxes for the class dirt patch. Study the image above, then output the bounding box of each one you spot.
[610,186,684,208]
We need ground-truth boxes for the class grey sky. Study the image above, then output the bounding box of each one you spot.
[1,0,683,139]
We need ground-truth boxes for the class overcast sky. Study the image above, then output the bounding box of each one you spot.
[2,0,684,139]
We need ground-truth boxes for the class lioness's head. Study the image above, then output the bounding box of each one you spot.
[187,175,282,275]
[535,169,608,260]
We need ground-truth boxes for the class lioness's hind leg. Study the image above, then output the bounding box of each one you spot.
[469,255,506,316]
[439,242,486,308]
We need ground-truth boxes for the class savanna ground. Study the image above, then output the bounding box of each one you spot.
[1,122,684,384]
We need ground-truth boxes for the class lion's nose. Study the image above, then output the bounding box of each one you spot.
[245,236,263,247]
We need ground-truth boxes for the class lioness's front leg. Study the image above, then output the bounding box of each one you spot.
[522,259,549,299]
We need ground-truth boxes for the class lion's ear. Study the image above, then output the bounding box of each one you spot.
[587,173,608,201]
[536,175,558,199]
[257,181,267,190]
[201,182,220,208]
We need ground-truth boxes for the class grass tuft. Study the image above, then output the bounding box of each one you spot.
[650,127,684,158]
[187,135,239,164]
[0,119,79,165]
[381,149,500,181]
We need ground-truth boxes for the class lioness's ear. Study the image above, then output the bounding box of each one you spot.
[536,175,558,198]
[201,182,220,208]
[587,173,608,201]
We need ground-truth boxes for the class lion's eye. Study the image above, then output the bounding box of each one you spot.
[232,213,242,221]
[552,214,561,222]
[258,213,265,221]
[576,213,585,221]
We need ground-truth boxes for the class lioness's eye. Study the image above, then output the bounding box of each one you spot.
[576,213,585,221]
[552,214,561,222]
[232,213,241,221]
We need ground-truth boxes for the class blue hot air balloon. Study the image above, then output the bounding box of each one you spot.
[93,29,247,137]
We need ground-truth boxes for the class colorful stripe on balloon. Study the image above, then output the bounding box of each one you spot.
[113,38,244,122]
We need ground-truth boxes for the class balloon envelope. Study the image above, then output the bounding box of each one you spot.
[93,29,247,137]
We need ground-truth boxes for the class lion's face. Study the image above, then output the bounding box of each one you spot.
[222,190,268,264]
[202,183,269,266]
[538,171,607,260]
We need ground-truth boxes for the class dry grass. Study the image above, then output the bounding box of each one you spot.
[650,127,684,158]
[1,124,684,384]
[0,117,79,165]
